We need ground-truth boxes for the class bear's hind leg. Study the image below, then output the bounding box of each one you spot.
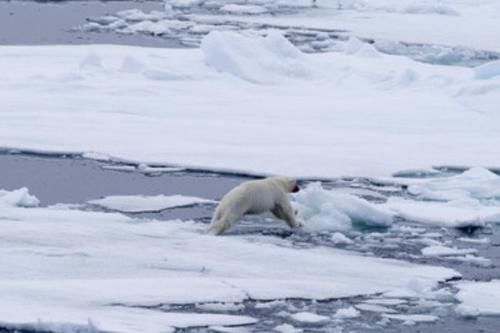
[207,213,238,235]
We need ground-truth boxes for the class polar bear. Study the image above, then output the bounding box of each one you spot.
[207,176,301,235]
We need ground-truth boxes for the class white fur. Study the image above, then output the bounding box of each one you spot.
[207,176,301,235]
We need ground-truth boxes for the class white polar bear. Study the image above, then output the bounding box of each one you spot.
[207,176,301,235]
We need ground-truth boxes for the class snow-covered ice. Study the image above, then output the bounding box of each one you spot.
[88,194,215,212]
[1,31,499,178]
[0,187,40,208]
[355,303,397,314]
[382,313,438,323]
[382,197,500,228]
[0,187,458,332]
[421,245,477,257]
[407,167,500,202]
[333,306,360,319]
[456,280,500,317]
[289,312,329,324]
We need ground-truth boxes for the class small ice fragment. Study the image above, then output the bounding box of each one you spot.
[421,245,477,257]
[274,323,303,333]
[382,314,438,323]
[289,311,329,324]
[331,232,354,245]
[333,306,360,319]
[0,187,40,207]
[355,303,397,313]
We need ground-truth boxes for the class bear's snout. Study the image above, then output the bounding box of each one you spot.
[292,185,300,193]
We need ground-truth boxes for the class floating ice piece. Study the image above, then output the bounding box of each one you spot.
[382,313,438,323]
[456,280,500,317]
[201,31,315,83]
[381,197,500,228]
[289,312,329,324]
[294,183,394,232]
[88,194,215,212]
[210,325,252,333]
[421,245,477,257]
[333,306,360,319]
[196,302,244,312]
[331,232,354,245]
[0,187,39,207]
[458,237,490,244]
[408,167,500,202]
[274,323,302,333]
[355,303,397,313]
[124,20,171,35]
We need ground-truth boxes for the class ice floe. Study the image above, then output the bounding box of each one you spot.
[0,187,39,207]
[88,194,215,212]
[420,245,477,257]
[456,280,500,317]
[289,312,329,324]
[408,167,500,202]
[382,313,438,324]
[355,303,397,314]
[0,192,458,331]
[382,197,500,228]
[1,32,500,178]
[333,306,360,319]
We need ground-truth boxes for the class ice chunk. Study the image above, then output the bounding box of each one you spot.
[88,194,215,212]
[274,323,303,333]
[421,245,477,257]
[408,167,500,202]
[382,313,438,323]
[289,312,329,324]
[331,232,354,245]
[201,31,315,83]
[456,280,500,317]
[293,183,394,232]
[381,197,498,228]
[124,20,171,35]
[355,303,397,313]
[333,306,360,319]
[0,187,39,207]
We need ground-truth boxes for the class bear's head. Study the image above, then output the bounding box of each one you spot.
[270,176,300,193]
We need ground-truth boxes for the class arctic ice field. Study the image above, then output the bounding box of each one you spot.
[1,0,500,332]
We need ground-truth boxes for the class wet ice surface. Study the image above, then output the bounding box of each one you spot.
[1,152,500,332]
